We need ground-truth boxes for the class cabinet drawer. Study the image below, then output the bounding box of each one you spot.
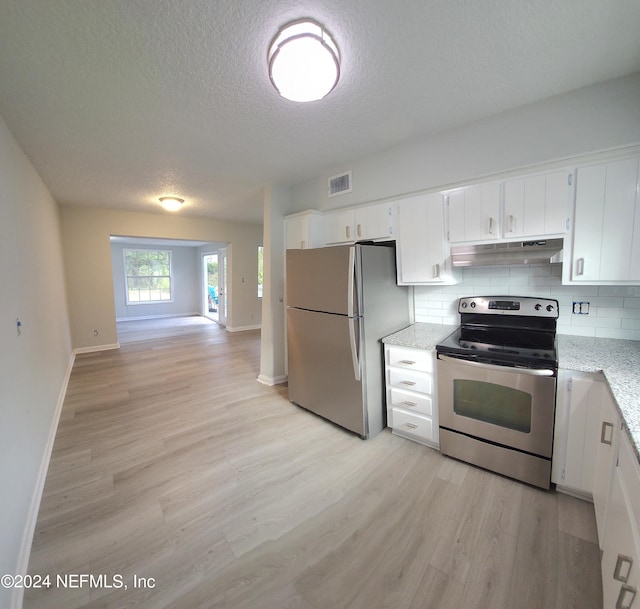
[388,367,432,394]
[386,346,433,372]
[389,388,433,416]
[392,409,434,442]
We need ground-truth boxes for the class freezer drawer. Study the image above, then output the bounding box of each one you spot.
[287,307,366,437]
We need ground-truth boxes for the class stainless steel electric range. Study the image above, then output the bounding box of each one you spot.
[436,296,559,489]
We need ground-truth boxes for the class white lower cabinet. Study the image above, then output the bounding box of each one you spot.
[384,345,438,447]
[593,389,622,544]
[552,370,605,496]
[601,433,640,609]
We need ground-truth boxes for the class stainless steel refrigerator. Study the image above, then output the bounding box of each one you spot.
[286,243,412,439]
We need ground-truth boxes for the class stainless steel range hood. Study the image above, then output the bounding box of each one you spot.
[451,238,564,267]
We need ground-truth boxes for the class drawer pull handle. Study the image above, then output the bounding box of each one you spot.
[403,401,418,408]
[601,421,614,446]
[616,584,637,609]
[400,359,416,365]
[401,380,416,386]
[404,422,418,429]
[615,555,634,583]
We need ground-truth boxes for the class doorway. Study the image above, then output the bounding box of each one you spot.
[203,249,227,327]
[203,253,219,322]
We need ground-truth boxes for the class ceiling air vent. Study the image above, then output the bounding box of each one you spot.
[328,171,352,198]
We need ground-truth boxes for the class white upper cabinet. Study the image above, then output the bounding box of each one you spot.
[354,203,394,241]
[446,181,501,243]
[323,209,355,244]
[284,210,324,250]
[568,156,640,283]
[503,170,570,239]
[324,203,393,245]
[447,171,570,245]
[395,193,456,285]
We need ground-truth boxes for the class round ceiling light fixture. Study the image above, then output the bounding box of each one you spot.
[159,196,184,212]
[268,19,340,103]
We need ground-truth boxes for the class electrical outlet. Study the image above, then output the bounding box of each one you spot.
[572,301,590,315]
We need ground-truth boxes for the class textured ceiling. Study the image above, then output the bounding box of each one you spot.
[0,0,639,223]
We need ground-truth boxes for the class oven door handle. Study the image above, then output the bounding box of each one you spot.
[438,354,555,376]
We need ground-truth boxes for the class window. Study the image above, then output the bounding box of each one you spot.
[257,246,263,298]
[124,249,172,304]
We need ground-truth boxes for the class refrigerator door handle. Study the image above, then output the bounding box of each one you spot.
[347,246,356,317]
[349,317,361,381]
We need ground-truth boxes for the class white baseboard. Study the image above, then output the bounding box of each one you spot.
[226,324,261,333]
[257,374,288,386]
[11,350,76,609]
[74,343,120,355]
[116,312,200,322]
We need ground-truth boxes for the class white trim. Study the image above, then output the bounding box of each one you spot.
[226,324,262,333]
[11,350,75,609]
[257,374,288,386]
[74,343,120,355]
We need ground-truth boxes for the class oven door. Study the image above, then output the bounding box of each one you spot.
[437,353,557,458]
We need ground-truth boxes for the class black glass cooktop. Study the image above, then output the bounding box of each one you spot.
[437,325,558,367]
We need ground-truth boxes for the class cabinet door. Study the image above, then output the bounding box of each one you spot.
[396,193,451,284]
[504,171,569,239]
[354,203,393,241]
[600,158,640,281]
[593,392,622,542]
[601,434,640,609]
[552,372,603,494]
[284,212,324,250]
[324,210,354,245]
[447,181,500,243]
[544,170,570,235]
[563,376,602,493]
[571,158,640,282]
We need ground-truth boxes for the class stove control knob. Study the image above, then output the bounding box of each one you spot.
[461,302,467,309]
[534,303,542,311]
[546,304,554,312]
[470,302,476,309]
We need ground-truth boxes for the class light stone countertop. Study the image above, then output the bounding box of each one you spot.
[557,334,640,460]
[382,323,640,461]
[382,322,457,350]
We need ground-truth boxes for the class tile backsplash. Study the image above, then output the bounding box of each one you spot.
[413,264,640,340]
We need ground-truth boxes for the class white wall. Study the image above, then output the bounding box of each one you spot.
[111,243,200,320]
[290,74,640,212]
[0,115,73,609]
[414,265,640,340]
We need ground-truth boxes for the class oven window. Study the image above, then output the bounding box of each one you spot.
[453,380,532,433]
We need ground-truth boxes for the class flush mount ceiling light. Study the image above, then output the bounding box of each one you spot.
[159,196,184,212]
[268,19,340,103]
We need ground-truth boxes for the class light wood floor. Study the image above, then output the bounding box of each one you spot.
[25,316,602,609]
